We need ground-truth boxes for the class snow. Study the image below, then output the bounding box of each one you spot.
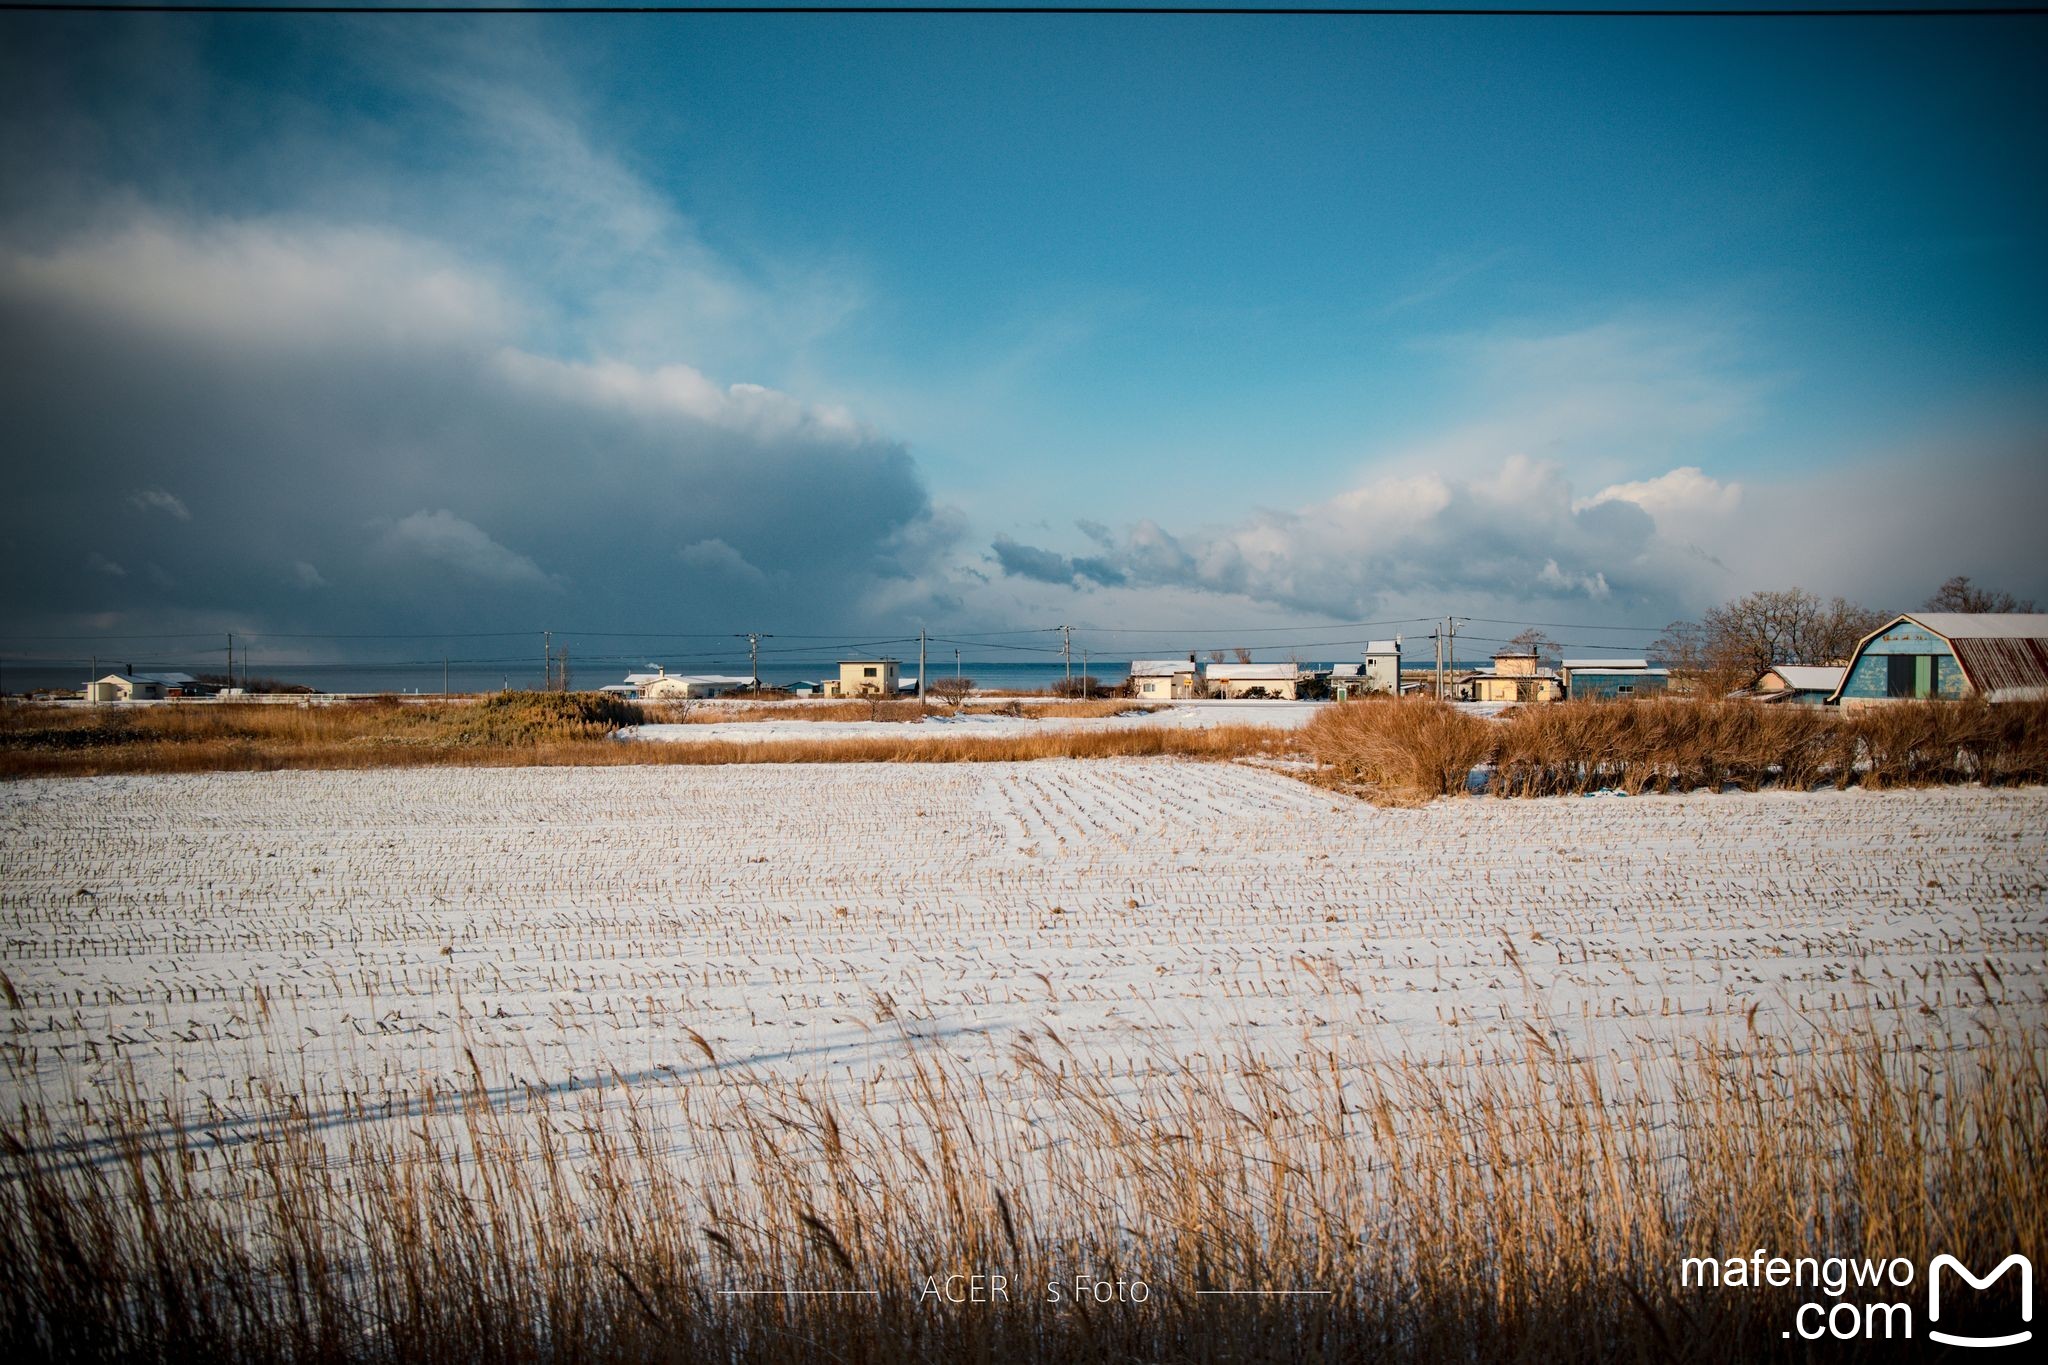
[3,764,2042,1168]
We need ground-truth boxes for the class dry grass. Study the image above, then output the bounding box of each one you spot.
[1,1008,2037,1363]
[1300,698,1494,803]
[655,699,1148,724]
[1305,697,2048,803]
[0,696,1203,778]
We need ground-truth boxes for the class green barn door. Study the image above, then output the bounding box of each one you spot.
[1916,655,1933,698]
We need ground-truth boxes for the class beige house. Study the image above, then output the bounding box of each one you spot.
[1747,664,1847,705]
[1128,658,1200,700]
[86,673,166,702]
[823,658,900,698]
[1202,662,1301,700]
[1458,651,1563,704]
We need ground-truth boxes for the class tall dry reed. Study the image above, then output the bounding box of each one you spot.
[2,1012,2037,1363]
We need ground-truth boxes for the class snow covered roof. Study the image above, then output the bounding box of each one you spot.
[1329,663,1362,678]
[1761,665,1847,692]
[1129,659,1196,676]
[1364,640,1399,655]
[1204,663,1300,680]
[1562,658,1652,671]
[137,672,198,685]
[623,672,663,686]
[1904,612,2048,641]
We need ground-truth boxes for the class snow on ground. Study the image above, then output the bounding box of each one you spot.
[2,763,2043,1157]
[622,698,1323,742]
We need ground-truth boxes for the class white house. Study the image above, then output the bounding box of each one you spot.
[1203,661,1301,700]
[642,674,753,700]
[1128,658,1200,700]
[86,673,165,702]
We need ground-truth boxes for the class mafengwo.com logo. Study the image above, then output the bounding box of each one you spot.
[1680,1250,2032,1345]
[1928,1255,2033,1349]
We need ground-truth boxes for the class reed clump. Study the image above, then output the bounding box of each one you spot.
[1300,698,1494,802]
[1,1014,2037,1363]
[1304,697,2048,803]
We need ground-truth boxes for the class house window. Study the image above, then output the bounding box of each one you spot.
[1617,684,1634,696]
[863,666,877,678]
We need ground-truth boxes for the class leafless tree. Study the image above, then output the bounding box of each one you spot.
[1925,575,2037,614]
[1232,646,1254,664]
[1691,588,1888,684]
[928,676,974,707]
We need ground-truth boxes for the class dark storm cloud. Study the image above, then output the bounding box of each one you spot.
[0,218,949,641]
[990,535,1126,589]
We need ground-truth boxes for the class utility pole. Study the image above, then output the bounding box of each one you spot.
[443,658,450,697]
[543,630,552,692]
[736,632,771,694]
[1445,617,1467,700]
[1082,648,1090,698]
[1432,622,1444,700]
[1060,624,1073,691]
[954,647,961,681]
[226,633,234,691]
[918,628,927,705]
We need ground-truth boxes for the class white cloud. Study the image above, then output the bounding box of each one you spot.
[10,217,510,351]
[289,560,327,590]
[679,537,767,585]
[127,487,190,520]
[85,551,124,577]
[372,510,551,587]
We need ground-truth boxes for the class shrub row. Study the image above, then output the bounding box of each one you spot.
[1304,697,2048,801]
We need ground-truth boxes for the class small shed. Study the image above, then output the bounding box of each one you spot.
[1561,658,1670,701]
[1829,613,2048,707]
[1747,664,1847,705]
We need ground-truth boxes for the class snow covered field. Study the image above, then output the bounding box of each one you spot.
[620,698,1323,743]
[3,761,2042,1160]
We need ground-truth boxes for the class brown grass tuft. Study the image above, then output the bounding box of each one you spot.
[1301,699,1493,803]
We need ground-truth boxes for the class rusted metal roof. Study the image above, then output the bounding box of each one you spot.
[1949,636,2048,698]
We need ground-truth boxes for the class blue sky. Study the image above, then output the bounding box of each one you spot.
[2,6,2044,660]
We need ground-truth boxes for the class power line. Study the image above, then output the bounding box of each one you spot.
[2,4,2041,17]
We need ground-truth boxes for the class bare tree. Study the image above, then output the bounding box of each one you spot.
[1206,649,1226,663]
[1694,588,1887,683]
[1505,628,1554,658]
[1925,575,2038,614]
[928,675,974,707]
[1232,646,1254,664]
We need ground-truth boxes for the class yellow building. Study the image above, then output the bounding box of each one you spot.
[824,658,901,697]
[1458,651,1562,704]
